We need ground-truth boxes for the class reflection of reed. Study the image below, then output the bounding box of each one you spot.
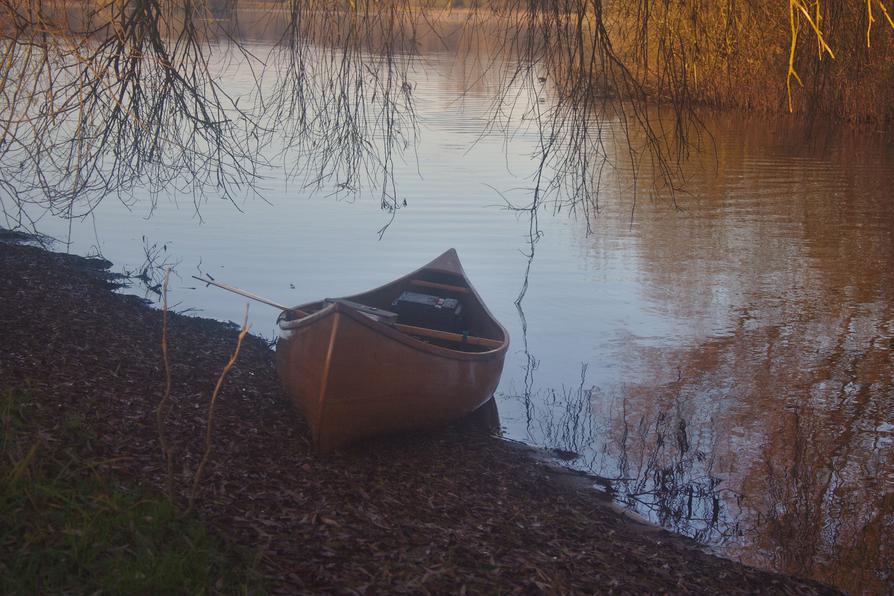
[743,313,894,590]
[501,310,739,543]
[505,365,740,542]
[535,364,595,461]
[609,396,732,543]
[513,301,537,430]
[618,305,892,592]
[579,124,894,592]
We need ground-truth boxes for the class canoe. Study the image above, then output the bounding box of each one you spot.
[275,249,509,452]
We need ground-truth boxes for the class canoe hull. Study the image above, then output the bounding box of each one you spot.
[276,249,508,451]
[277,302,506,451]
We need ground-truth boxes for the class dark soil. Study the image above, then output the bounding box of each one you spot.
[0,241,839,594]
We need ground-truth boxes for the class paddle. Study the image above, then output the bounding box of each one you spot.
[191,276,302,313]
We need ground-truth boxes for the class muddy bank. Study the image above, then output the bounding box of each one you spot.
[0,241,838,594]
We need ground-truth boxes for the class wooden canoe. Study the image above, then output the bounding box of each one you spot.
[275,249,509,452]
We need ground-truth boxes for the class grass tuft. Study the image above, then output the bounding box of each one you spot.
[0,389,265,594]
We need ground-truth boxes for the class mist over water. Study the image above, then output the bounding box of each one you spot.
[18,33,894,593]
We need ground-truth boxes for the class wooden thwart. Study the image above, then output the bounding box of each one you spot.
[393,323,502,349]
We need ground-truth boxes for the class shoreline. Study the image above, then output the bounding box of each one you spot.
[0,239,838,593]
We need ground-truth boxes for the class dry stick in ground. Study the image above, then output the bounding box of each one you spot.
[188,304,251,512]
[157,267,175,500]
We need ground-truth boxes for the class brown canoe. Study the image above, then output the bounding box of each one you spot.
[275,249,509,452]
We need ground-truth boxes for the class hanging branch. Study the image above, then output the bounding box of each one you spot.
[786,0,835,112]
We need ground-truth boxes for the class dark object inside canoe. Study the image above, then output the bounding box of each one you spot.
[391,290,465,332]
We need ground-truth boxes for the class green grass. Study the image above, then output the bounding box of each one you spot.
[0,389,265,594]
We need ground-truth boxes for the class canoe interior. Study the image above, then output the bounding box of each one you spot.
[281,267,506,353]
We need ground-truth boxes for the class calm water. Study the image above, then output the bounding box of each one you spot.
[19,33,894,593]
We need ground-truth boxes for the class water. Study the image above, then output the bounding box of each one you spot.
[12,37,894,594]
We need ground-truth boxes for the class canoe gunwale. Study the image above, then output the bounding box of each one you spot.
[277,249,509,361]
[279,301,507,362]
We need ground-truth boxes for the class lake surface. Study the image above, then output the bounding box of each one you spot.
[17,28,894,593]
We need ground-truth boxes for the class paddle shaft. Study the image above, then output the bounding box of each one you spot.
[191,276,291,311]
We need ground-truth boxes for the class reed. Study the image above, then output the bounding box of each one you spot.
[188,303,251,511]
[155,272,251,510]
[157,267,174,499]
[606,1,893,119]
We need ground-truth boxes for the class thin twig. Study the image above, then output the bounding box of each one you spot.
[157,267,174,500]
[188,303,251,511]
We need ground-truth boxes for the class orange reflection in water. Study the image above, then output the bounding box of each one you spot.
[579,117,894,593]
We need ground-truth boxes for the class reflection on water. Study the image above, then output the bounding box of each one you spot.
[511,311,893,591]
[505,357,736,538]
[502,115,894,592]
[12,26,894,595]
